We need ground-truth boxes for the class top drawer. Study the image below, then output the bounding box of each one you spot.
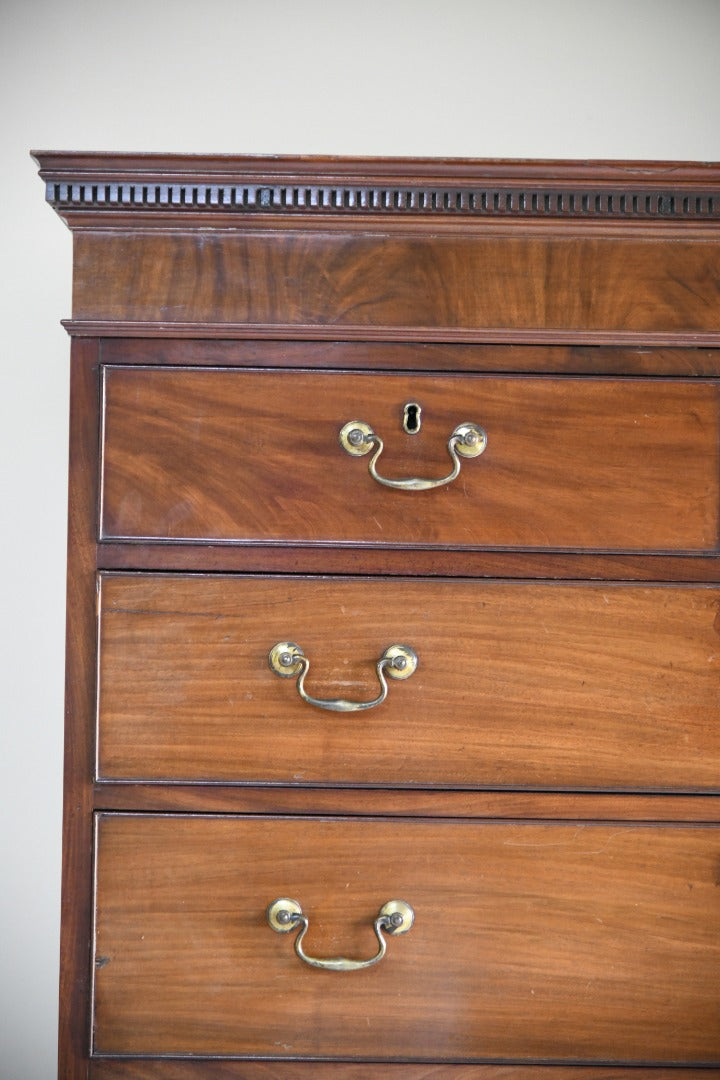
[101,367,719,552]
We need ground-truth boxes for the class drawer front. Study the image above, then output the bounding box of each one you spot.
[100,368,719,552]
[98,574,720,790]
[93,814,720,1062]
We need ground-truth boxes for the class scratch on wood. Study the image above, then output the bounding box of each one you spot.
[107,607,224,618]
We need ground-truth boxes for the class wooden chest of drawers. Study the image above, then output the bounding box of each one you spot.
[36,153,720,1078]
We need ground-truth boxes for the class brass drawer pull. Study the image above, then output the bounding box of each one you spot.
[339,419,487,491]
[268,642,417,712]
[266,898,414,971]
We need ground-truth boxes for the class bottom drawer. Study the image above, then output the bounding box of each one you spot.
[93,814,720,1063]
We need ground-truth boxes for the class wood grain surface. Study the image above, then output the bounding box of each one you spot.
[92,784,720,822]
[100,338,720,377]
[96,542,720,582]
[32,150,720,183]
[100,369,719,551]
[73,228,720,336]
[89,1064,720,1079]
[44,155,720,1078]
[97,574,720,790]
[93,814,720,1062]
[59,342,103,1078]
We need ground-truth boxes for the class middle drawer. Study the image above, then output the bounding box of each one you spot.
[98,573,720,790]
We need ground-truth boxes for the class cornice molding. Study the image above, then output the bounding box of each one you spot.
[33,153,720,225]
[42,178,719,222]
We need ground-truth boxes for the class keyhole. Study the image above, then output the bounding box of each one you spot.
[403,402,422,435]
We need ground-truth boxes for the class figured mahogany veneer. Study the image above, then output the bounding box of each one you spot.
[36,153,720,1078]
[72,228,720,338]
[101,368,719,551]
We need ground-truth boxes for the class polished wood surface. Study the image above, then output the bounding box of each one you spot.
[89,1065,720,1079]
[73,228,720,336]
[32,150,720,181]
[98,574,720,790]
[94,814,720,1062]
[40,155,720,1076]
[101,368,719,550]
[70,319,720,346]
[97,542,720,581]
[59,341,102,1075]
[101,338,720,376]
[33,152,720,232]
[93,784,720,822]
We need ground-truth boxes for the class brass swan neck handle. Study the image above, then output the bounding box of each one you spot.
[339,419,487,491]
[266,898,414,971]
[268,642,417,712]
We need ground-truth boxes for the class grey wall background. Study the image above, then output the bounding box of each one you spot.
[2,1,719,1075]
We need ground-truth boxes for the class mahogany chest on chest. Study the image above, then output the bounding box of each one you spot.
[35,152,720,1078]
